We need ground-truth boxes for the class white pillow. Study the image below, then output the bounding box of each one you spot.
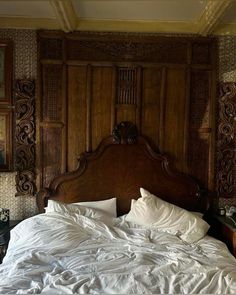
[45,200,113,225]
[125,188,210,243]
[46,198,117,217]
[132,199,204,219]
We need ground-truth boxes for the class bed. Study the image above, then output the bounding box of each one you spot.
[1,121,236,294]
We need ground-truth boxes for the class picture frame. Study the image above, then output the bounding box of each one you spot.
[0,108,12,171]
[0,41,13,104]
[0,40,13,171]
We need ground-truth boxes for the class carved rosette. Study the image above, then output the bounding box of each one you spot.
[216,83,236,198]
[112,121,138,144]
[15,79,36,196]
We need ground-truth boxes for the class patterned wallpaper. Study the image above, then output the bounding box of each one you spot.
[218,36,236,207]
[219,36,236,82]
[0,30,235,219]
[0,29,37,220]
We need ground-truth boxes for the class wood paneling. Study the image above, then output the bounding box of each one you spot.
[91,66,113,150]
[38,62,66,188]
[67,66,87,170]
[141,67,162,147]
[188,69,213,188]
[163,67,187,171]
[38,31,217,194]
[41,127,63,187]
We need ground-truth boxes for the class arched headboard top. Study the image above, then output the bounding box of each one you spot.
[37,122,211,215]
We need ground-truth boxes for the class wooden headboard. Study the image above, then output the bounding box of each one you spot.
[37,122,212,215]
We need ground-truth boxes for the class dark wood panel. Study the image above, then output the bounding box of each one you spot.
[41,127,64,188]
[189,70,211,129]
[38,32,217,195]
[67,66,87,171]
[66,37,189,64]
[91,66,114,150]
[163,67,187,171]
[42,65,63,122]
[37,122,209,215]
[116,105,136,125]
[188,69,212,188]
[192,42,212,65]
[141,67,162,146]
[40,37,63,60]
[188,132,210,188]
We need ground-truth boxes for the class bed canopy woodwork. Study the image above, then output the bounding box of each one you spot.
[37,122,211,215]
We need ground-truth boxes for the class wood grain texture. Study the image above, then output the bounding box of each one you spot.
[67,66,87,170]
[163,67,187,171]
[91,66,113,150]
[37,122,211,215]
[188,69,213,188]
[37,31,217,194]
[141,67,162,147]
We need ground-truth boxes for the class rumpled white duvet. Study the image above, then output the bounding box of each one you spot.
[1,212,236,294]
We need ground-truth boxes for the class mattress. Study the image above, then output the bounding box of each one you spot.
[0,211,236,294]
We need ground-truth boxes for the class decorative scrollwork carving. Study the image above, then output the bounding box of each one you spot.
[67,39,188,64]
[112,121,138,144]
[216,82,236,198]
[15,79,36,196]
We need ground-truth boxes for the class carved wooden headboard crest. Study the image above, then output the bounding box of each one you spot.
[37,122,211,215]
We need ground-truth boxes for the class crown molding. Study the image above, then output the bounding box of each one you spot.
[50,0,77,32]
[214,22,236,35]
[197,0,233,36]
[0,17,60,30]
[77,19,197,34]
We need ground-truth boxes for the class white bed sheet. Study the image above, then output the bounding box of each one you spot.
[0,212,236,294]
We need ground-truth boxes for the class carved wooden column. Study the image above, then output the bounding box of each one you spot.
[216,83,236,198]
[15,79,36,196]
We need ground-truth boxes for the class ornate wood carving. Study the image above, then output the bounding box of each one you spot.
[15,79,36,196]
[117,68,137,104]
[37,121,209,215]
[38,31,216,193]
[112,121,138,144]
[216,83,236,198]
[66,39,188,64]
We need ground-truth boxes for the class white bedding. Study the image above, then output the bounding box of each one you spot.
[0,212,236,294]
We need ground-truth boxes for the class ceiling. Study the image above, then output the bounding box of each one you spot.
[0,0,235,35]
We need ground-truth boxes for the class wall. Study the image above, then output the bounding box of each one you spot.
[0,29,235,219]
[219,36,236,82]
[218,36,236,207]
[0,29,37,219]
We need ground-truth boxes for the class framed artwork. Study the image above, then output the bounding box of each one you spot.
[0,109,12,171]
[0,40,13,171]
[0,41,13,104]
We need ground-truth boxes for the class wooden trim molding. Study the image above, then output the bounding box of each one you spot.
[50,0,77,32]
[197,0,233,36]
[15,79,36,196]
